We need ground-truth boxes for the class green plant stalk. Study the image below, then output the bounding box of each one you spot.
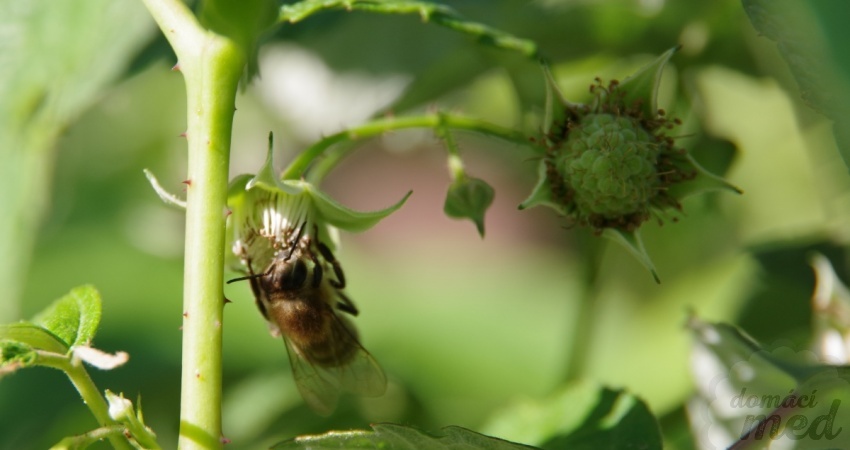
[141,1,244,448]
[37,351,134,450]
[283,113,532,180]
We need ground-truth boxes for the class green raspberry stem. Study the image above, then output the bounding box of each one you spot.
[36,351,134,450]
[282,113,532,181]
[141,0,245,448]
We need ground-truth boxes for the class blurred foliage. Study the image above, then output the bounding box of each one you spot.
[2,0,850,449]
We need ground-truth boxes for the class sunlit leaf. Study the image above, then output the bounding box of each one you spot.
[31,285,102,349]
[272,423,539,449]
[0,323,68,355]
[688,316,850,449]
[482,381,662,450]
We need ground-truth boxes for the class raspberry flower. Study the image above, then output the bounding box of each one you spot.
[520,47,739,280]
[226,138,411,274]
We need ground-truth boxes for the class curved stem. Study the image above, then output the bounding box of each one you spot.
[282,113,534,181]
[37,351,134,450]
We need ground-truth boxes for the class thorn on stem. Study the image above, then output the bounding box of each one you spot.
[179,132,187,138]
[172,63,181,71]
[182,180,192,186]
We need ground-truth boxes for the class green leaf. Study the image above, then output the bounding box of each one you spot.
[602,228,660,284]
[481,381,662,450]
[688,316,850,448]
[0,341,38,374]
[617,46,678,118]
[742,0,850,167]
[0,0,153,322]
[306,183,413,233]
[272,423,540,449]
[32,285,102,349]
[0,323,68,354]
[444,176,495,237]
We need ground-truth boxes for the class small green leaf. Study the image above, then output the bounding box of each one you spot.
[306,183,413,233]
[444,176,495,237]
[0,341,38,374]
[272,423,540,449]
[0,323,69,354]
[617,46,679,118]
[482,381,662,450]
[32,285,102,349]
[602,229,660,284]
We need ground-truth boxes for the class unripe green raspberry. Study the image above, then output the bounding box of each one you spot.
[557,114,659,220]
[520,47,741,280]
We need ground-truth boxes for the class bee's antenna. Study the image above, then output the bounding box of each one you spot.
[226,273,265,284]
[226,260,274,284]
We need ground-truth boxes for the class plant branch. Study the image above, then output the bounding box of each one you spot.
[279,0,538,58]
[283,113,534,181]
[36,351,134,450]
[140,0,206,60]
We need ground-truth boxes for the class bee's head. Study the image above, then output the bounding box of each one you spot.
[266,256,309,293]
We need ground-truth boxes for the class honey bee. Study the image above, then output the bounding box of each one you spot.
[230,227,387,415]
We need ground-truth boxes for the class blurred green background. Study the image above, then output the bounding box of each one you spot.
[2,0,850,448]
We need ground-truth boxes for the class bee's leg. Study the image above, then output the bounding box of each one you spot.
[316,240,346,289]
[335,291,359,316]
[307,249,323,288]
[245,260,271,321]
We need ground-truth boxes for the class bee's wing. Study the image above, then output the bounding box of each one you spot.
[284,313,387,415]
[282,336,339,416]
[325,314,388,398]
